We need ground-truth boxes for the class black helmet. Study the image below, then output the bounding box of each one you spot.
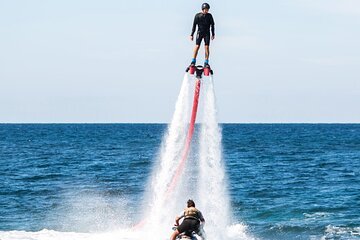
[202,3,210,10]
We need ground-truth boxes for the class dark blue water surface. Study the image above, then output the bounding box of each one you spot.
[0,124,359,239]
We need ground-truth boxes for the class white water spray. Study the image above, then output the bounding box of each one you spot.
[0,74,254,240]
[141,75,253,239]
[141,74,192,236]
[198,77,230,239]
[197,78,253,240]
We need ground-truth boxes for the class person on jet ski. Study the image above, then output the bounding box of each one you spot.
[189,3,215,68]
[170,199,206,240]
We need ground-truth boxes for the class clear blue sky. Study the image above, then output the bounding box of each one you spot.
[0,0,359,123]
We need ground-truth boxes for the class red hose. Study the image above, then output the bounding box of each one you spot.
[166,78,201,195]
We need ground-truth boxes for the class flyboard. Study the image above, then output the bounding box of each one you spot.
[165,64,214,196]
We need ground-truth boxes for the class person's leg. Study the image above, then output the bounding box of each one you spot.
[204,45,209,61]
[170,229,180,240]
[192,45,200,63]
[204,34,210,66]
[191,33,203,64]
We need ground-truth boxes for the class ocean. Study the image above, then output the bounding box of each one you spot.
[0,123,359,240]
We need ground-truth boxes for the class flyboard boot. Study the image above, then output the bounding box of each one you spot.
[186,59,197,75]
[203,60,213,76]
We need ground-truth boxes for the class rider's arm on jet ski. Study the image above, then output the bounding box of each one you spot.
[175,213,185,226]
[198,211,205,225]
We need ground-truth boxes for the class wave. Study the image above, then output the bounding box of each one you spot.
[0,223,254,240]
[323,225,360,239]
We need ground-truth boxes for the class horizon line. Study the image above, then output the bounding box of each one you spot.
[0,122,359,124]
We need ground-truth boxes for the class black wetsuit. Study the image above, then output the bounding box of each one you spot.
[191,12,215,46]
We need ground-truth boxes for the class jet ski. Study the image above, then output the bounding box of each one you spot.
[172,227,204,240]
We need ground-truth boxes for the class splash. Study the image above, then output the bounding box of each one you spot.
[0,74,253,240]
[139,74,253,239]
[198,76,231,239]
[140,74,192,236]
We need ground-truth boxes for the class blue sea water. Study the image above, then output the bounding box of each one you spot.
[0,124,359,240]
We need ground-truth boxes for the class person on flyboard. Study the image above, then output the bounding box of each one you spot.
[170,199,206,240]
[190,3,215,68]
